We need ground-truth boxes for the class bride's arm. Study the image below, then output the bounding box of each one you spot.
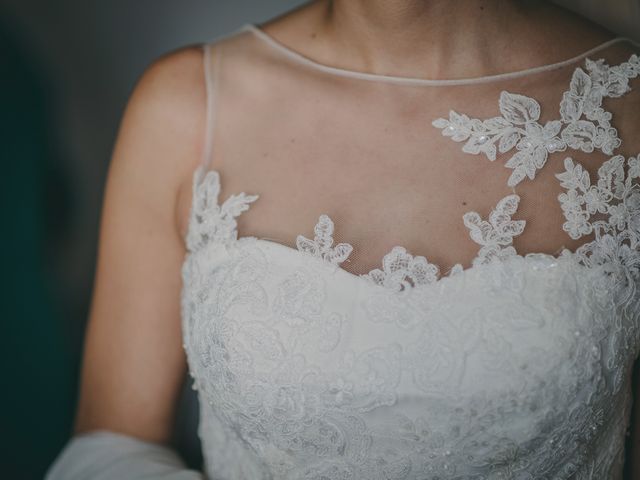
[46,44,208,480]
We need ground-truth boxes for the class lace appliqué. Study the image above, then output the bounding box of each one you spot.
[295,216,443,291]
[432,54,640,187]
[463,194,526,266]
[296,214,353,265]
[294,195,525,292]
[363,246,440,292]
[556,154,640,288]
[185,54,639,296]
[186,166,259,252]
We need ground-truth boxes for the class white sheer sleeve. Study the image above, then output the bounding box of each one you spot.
[44,431,204,480]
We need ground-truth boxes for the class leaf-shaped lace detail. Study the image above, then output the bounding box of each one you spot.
[296,214,353,266]
[463,194,526,266]
[432,53,640,187]
[296,194,529,290]
[186,167,259,252]
[363,246,440,292]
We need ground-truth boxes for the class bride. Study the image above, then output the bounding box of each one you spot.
[47,0,640,478]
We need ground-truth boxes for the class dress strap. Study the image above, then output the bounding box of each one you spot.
[200,41,219,173]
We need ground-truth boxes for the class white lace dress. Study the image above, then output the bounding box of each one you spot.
[180,24,640,480]
[47,23,640,480]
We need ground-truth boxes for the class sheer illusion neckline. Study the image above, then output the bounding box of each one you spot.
[242,22,631,86]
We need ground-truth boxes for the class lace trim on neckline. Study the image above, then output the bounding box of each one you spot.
[184,51,640,296]
[184,155,640,297]
[242,22,633,87]
[184,165,526,292]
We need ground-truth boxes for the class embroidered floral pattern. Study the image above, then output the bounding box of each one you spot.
[186,53,640,296]
[296,214,353,265]
[182,226,640,479]
[432,53,640,187]
[362,246,439,292]
[294,199,524,292]
[463,194,526,266]
[556,154,640,290]
[186,166,259,252]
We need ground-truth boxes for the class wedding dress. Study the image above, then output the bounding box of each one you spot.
[47,22,640,480]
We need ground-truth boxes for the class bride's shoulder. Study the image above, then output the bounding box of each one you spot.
[111,43,208,232]
[129,43,206,126]
[519,3,617,58]
[536,4,640,140]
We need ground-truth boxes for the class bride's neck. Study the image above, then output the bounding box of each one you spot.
[306,0,611,79]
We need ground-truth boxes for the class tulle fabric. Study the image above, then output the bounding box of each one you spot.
[204,24,640,277]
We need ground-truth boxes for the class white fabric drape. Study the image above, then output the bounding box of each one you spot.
[44,431,204,480]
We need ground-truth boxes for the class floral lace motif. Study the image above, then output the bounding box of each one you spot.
[186,168,259,252]
[186,173,528,291]
[432,53,640,186]
[295,214,353,266]
[185,54,640,296]
[463,194,525,266]
[362,246,439,292]
[297,194,526,291]
[556,154,640,298]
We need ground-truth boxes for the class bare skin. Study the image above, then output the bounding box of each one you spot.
[73,46,206,442]
[256,0,615,80]
[74,0,639,474]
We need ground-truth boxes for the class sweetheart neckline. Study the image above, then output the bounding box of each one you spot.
[199,234,592,295]
[185,166,543,292]
[184,166,593,293]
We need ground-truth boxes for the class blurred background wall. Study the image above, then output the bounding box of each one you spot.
[0,2,302,478]
[0,1,637,479]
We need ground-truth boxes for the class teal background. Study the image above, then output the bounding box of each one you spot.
[0,2,302,478]
[0,20,76,479]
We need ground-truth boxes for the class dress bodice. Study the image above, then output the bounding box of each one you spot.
[181,23,640,479]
